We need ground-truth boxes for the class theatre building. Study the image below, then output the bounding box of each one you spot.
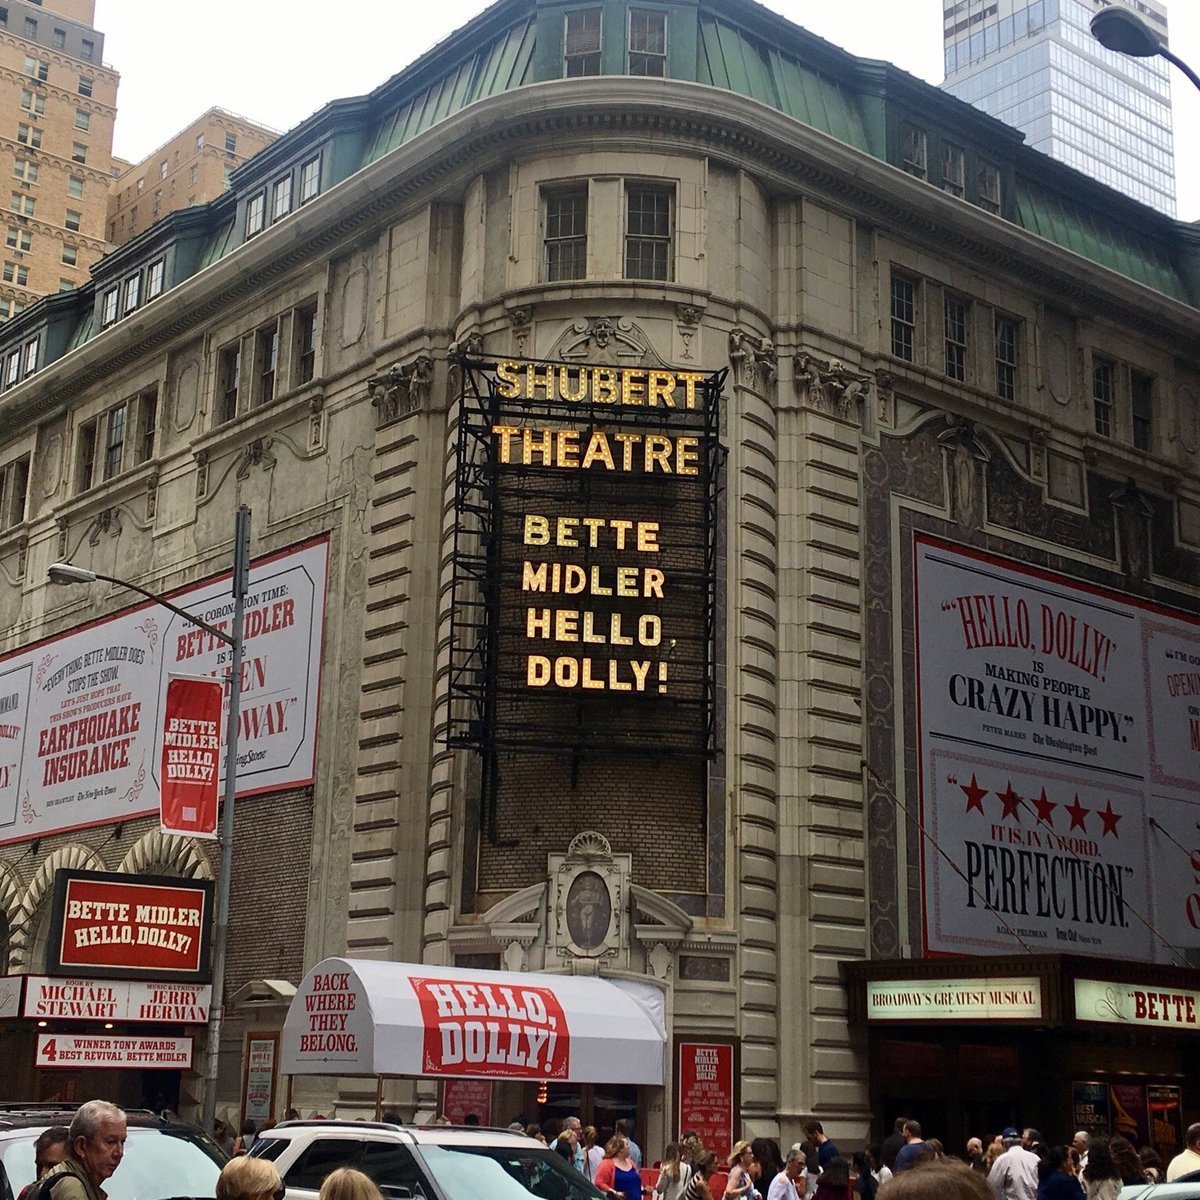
[0,0,1197,1152]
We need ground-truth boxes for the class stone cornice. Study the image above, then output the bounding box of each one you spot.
[2,78,1197,437]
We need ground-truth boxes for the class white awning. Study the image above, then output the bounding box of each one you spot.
[279,957,666,1084]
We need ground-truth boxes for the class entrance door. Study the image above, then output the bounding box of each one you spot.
[540,1082,639,1145]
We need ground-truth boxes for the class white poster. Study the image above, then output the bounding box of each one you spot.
[915,535,1200,964]
[0,538,328,844]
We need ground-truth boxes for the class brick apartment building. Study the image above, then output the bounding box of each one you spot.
[106,108,277,246]
[0,0,116,319]
[0,0,1196,1155]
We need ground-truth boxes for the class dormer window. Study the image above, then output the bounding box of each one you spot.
[564,8,602,77]
[628,10,666,77]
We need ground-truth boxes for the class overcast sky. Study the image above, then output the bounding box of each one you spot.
[95,0,1200,222]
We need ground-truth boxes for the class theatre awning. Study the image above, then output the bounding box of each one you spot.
[279,957,667,1084]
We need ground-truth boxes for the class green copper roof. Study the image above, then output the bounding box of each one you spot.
[697,15,870,153]
[366,15,536,164]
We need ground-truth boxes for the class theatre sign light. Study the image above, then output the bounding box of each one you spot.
[448,356,723,757]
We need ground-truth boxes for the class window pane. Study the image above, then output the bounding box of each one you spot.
[944,295,967,380]
[565,8,602,76]
[1092,358,1114,437]
[890,275,916,361]
[995,317,1017,401]
[624,186,672,280]
[545,188,588,282]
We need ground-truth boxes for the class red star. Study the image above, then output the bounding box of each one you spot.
[997,781,1022,822]
[1065,794,1090,832]
[1097,800,1122,838]
[960,773,988,814]
[1031,788,1057,826]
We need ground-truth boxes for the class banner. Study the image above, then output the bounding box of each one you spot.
[46,869,213,980]
[1072,1080,1109,1136]
[915,536,1200,963]
[37,1033,192,1070]
[24,976,211,1022]
[866,977,1042,1021]
[1074,978,1199,1031]
[161,676,222,838]
[676,1042,735,1163]
[442,1079,492,1126]
[0,537,327,844]
[411,975,570,1079]
[1109,1083,1149,1146]
[1147,1085,1183,1165]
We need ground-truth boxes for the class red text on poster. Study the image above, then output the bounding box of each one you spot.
[37,1034,192,1070]
[442,1078,492,1125]
[677,1042,734,1162]
[411,976,570,1079]
[161,676,223,839]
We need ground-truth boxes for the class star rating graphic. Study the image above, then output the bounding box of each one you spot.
[954,773,1120,839]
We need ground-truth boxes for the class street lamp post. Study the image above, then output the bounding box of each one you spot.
[1090,6,1200,94]
[48,504,252,1132]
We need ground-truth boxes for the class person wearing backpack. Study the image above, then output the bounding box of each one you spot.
[32,1102,127,1200]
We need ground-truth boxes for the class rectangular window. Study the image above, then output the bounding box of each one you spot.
[53,27,65,49]
[122,272,140,314]
[256,324,278,405]
[299,156,320,204]
[978,163,1002,215]
[103,403,126,480]
[65,208,81,232]
[944,295,967,380]
[245,192,265,237]
[995,316,1017,401]
[5,228,30,252]
[564,8,602,76]
[81,38,94,61]
[271,176,292,222]
[22,15,34,37]
[159,160,168,180]
[295,304,317,385]
[23,56,35,77]
[21,336,37,376]
[629,9,667,77]
[624,184,672,281]
[146,258,165,299]
[67,176,84,199]
[58,278,72,292]
[195,133,204,151]
[3,349,18,387]
[544,186,588,282]
[218,343,240,424]
[941,143,965,197]
[136,389,158,463]
[1131,370,1153,451]
[60,245,76,266]
[76,418,97,491]
[1093,357,1115,438]
[0,300,10,320]
[74,109,90,131]
[189,164,199,185]
[78,76,93,97]
[71,143,87,164]
[901,121,927,180]
[20,91,44,116]
[2,262,27,286]
[9,194,34,216]
[224,132,237,153]
[890,273,916,361]
[101,287,118,326]
[1,455,30,528]
[17,124,41,148]
[12,160,37,183]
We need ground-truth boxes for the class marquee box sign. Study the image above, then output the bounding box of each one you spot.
[23,975,211,1022]
[36,1033,193,1070]
[865,977,1044,1022]
[1074,978,1200,1031]
[46,869,214,981]
[914,535,1200,964]
[0,537,328,845]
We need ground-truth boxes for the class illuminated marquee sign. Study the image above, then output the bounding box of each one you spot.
[866,976,1044,1021]
[448,355,723,758]
[1074,978,1200,1031]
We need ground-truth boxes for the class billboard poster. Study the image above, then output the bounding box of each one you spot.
[676,1041,735,1163]
[1147,1085,1183,1165]
[442,1079,492,1126]
[46,869,213,980]
[1072,1080,1110,1136]
[160,677,223,839]
[1109,1083,1149,1146]
[915,535,1200,963]
[0,537,327,844]
[243,1034,279,1124]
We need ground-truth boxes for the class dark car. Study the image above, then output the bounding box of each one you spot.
[0,1106,227,1200]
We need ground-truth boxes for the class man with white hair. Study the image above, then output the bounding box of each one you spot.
[987,1127,1038,1200]
[1072,1132,1090,1172]
[767,1145,807,1200]
[37,1102,127,1200]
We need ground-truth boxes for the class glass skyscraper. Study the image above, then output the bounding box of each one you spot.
[942,0,1175,214]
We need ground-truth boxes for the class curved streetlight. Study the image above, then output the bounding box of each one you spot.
[48,505,251,1134]
[1090,6,1200,94]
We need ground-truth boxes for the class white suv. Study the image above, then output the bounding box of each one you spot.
[251,1121,607,1200]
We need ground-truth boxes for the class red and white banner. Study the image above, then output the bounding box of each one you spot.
[442,1079,492,1125]
[161,676,223,839]
[37,1034,192,1070]
[0,537,327,845]
[48,870,212,980]
[915,536,1200,964]
[677,1042,735,1163]
[24,976,211,1023]
[412,976,570,1079]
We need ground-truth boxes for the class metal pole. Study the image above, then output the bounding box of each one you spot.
[201,505,252,1133]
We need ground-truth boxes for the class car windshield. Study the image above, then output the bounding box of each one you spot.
[0,1127,225,1200]
[416,1145,605,1200]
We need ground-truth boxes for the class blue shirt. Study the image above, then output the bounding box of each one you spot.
[893,1142,932,1173]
